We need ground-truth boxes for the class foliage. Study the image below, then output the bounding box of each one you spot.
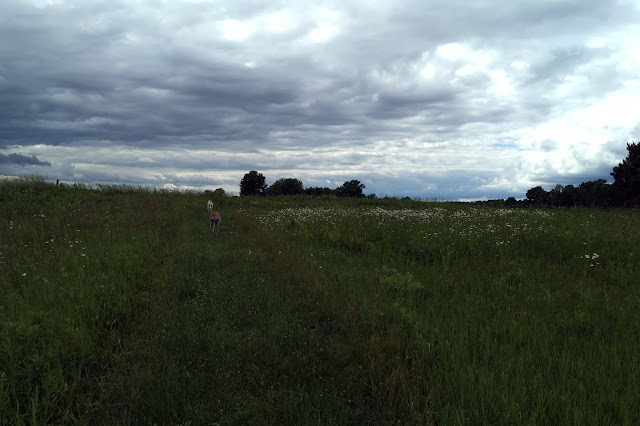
[611,141,640,204]
[239,170,267,196]
[335,179,365,198]
[267,178,304,196]
[519,180,614,208]
[526,185,549,205]
[576,179,613,207]
[304,186,334,197]
[205,187,227,197]
[519,141,638,208]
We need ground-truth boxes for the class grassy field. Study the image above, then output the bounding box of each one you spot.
[1,177,639,424]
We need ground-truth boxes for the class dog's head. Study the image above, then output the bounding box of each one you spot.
[207,200,214,211]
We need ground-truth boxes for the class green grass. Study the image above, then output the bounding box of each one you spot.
[1,178,639,424]
[0,177,182,423]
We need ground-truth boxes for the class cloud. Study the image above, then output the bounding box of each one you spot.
[1,0,639,199]
[0,153,51,167]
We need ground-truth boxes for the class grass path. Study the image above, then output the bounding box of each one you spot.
[106,202,382,424]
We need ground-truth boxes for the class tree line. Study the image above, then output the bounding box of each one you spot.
[512,141,640,208]
[230,141,639,207]
[239,171,370,198]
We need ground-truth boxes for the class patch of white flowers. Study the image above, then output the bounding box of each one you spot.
[585,253,600,267]
[256,206,553,228]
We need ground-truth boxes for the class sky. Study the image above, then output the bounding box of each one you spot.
[1,0,639,199]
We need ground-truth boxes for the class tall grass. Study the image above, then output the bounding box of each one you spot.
[1,179,639,424]
[0,177,182,423]
[238,196,640,423]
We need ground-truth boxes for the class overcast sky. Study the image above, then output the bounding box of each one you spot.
[1,0,639,199]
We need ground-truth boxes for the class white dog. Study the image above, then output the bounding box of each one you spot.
[207,200,213,212]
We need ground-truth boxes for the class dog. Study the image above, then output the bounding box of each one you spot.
[207,200,214,212]
[209,210,222,237]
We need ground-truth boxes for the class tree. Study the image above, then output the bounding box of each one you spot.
[577,179,612,207]
[548,184,577,207]
[305,187,334,197]
[205,188,227,197]
[268,178,304,196]
[525,186,549,206]
[611,141,640,203]
[505,196,518,207]
[335,180,365,198]
[559,184,577,207]
[240,171,267,196]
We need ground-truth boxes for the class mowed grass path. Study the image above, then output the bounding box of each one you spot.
[111,199,381,424]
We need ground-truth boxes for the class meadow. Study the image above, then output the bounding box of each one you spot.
[1,177,639,424]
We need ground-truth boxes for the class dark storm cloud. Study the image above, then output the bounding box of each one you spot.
[0,153,51,167]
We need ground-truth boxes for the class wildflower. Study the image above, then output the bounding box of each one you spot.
[22,273,27,277]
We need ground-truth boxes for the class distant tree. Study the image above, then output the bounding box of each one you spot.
[335,180,365,198]
[611,141,640,204]
[525,186,549,206]
[576,179,612,207]
[561,184,577,207]
[549,184,563,206]
[485,199,505,207]
[240,171,267,196]
[367,193,377,199]
[305,187,334,197]
[268,178,304,196]
[549,184,577,207]
[505,196,518,207]
[204,188,227,196]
